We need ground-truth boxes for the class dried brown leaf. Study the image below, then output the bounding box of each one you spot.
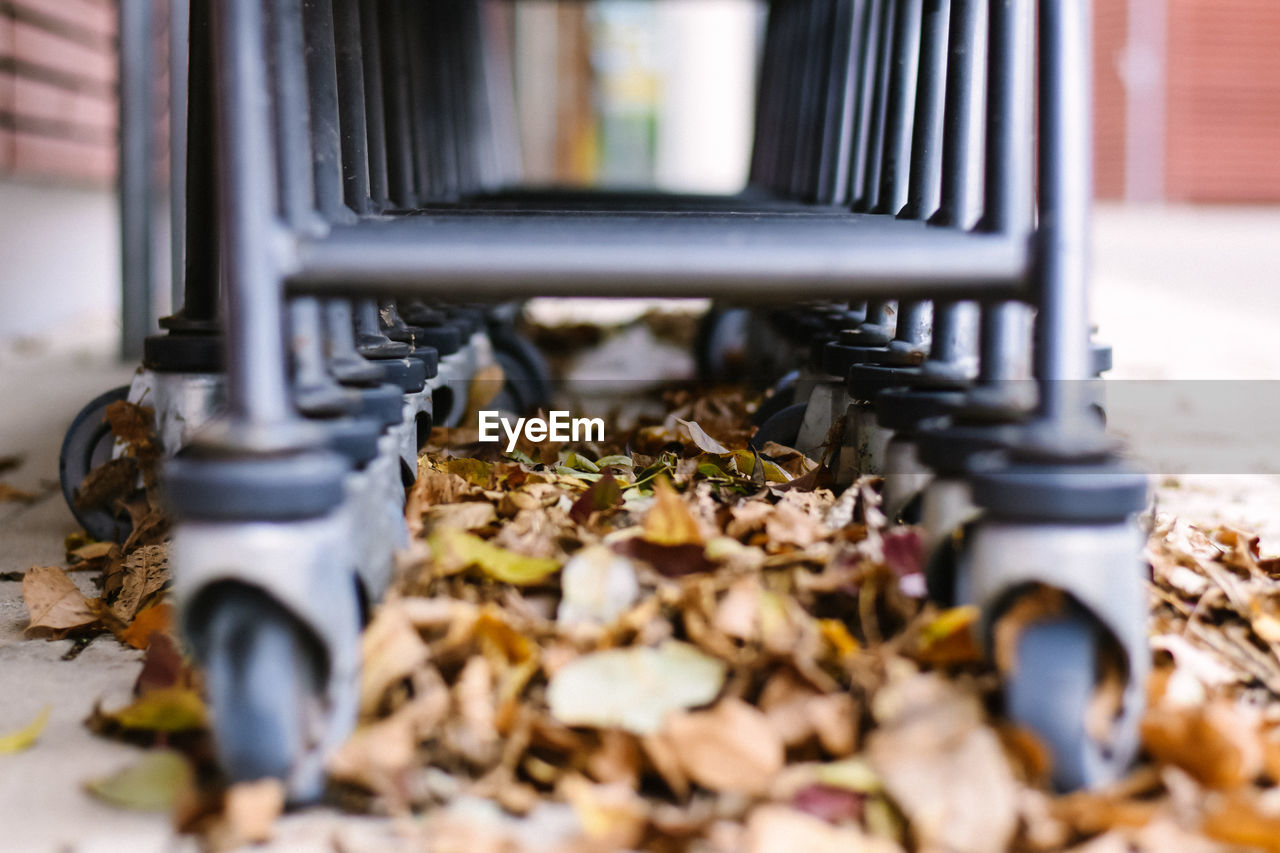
[23,565,100,637]
[664,698,784,796]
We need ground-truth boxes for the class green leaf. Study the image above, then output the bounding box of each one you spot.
[430,528,561,586]
[561,452,600,473]
[505,449,538,466]
[85,751,191,811]
[596,454,634,468]
[0,705,50,754]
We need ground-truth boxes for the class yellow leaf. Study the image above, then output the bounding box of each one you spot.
[642,478,702,546]
[444,457,492,488]
[818,619,861,659]
[430,528,560,586]
[0,705,51,754]
[108,687,207,733]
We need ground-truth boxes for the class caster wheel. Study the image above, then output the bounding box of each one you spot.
[752,402,808,451]
[205,589,325,797]
[1004,611,1120,791]
[694,307,750,384]
[751,371,800,427]
[59,385,135,542]
[492,332,552,412]
[493,350,543,415]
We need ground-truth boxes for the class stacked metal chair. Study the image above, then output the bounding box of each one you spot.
[61,0,1147,799]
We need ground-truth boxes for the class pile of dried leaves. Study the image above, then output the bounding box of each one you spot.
[16,381,1280,851]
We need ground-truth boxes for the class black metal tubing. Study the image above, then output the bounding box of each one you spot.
[334,0,372,214]
[211,0,294,426]
[847,0,885,207]
[169,0,189,313]
[854,0,897,212]
[120,0,156,359]
[819,0,860,205]
[287,211,1029,300]
[172,0,219,327]
[1034,0,1096,420]
[268,0,315,227]
[871,0,922,215]
[979,0,1036,385]
[303,0,348,221]
[933,0,988,230]
[899,0,948,221]
[357,0,389,208]
[379,0,415,209]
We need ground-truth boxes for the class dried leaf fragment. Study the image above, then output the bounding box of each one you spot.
[23,565,100,637]
[0,705,51,754]
[85,750,191,812]
[643,478,703,546]
[430,527,560,586]
[557,546,639,627]
[101,687,207,733]
[664,698,784,795]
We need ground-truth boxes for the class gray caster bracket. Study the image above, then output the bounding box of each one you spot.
[956,457,1150,791]
[173,511,363,801]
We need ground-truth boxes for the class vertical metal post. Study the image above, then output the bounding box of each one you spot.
[1036,0,1095,421]
[212,0,293,426]
[120,0,157,359]
[358,0,390,207]
[872,0,922,215]
[169,0,189,314]
[860,0,901,211]
[979,0,1035,386]
[303,0,348,221]
[334,0,372,213]
[899,0,949,220]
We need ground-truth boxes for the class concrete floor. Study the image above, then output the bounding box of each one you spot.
[1,204,1278,850]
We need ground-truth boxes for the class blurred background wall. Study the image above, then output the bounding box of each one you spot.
[1,0,1278,347]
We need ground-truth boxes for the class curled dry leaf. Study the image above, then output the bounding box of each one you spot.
[110,544,170,623]
[547,641,726,735]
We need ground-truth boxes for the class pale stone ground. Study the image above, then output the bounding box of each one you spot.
[0,203,1278,850]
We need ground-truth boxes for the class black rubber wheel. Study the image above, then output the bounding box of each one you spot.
[204,591,324,792]
[492,331,552,411]
[751,371,800,427]
[58,385,134,542]
[694,307,751,385]
[752,402,809,451]
[1004,613,1108,791]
